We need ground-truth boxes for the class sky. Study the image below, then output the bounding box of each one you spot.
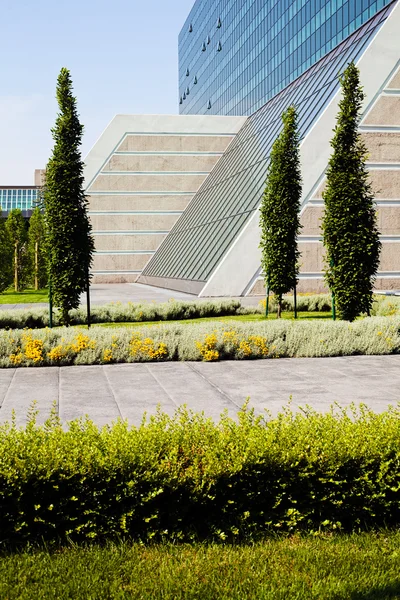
[0,0,195,185]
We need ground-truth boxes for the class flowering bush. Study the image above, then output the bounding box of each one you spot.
[0,317,399,368]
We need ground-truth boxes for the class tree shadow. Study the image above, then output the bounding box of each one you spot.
[348,581,400,599]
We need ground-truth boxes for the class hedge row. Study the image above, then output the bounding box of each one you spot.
[0,317,399,367]
[0,404,399,546]
[0,299,248,330]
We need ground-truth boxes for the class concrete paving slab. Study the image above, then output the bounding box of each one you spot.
[0,367,59,426]
[0,356,398,427]
[0,369,16,406]
[147,362,240,418]
[59,366,121,426]
[102,363,177,422]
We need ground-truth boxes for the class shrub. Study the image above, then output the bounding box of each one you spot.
[0,317,399,368]
[0,403,399,546]
[0,299,245,330]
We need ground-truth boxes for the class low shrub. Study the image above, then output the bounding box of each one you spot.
[0,404,399,546]
[371,295,400,317]
[0,299,246,330]
[260,293,332,313]
[0,317,399,367]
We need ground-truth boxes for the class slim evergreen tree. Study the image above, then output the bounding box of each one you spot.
[259,105,302,318]
[0,209,13,293]
[6,209,29,292]
[321,62,381,321]
[28,207,47,290]
[44,68,94,325]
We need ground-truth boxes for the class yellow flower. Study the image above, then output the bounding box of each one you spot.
[103,349,113,362]
[9,352,23,365]
[196,332,219,361]
[22,333,44,363]
[47,345,67,362]
[68,332,96,353]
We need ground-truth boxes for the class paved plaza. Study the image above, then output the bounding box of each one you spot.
[0,355,399,427]
[0,282,263,311]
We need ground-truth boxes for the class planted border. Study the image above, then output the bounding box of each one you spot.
[0,317,399,368]
[0,404,399,546]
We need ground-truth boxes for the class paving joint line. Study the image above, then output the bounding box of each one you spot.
[102,366,124,420]
[0,369,17,410]
[144,364,179,408]
[186,362,243,410]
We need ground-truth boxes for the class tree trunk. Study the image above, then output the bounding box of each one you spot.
[35,240,38,290]
[14,242,18,292]
[61,307,70,327]
[277,295,282,319]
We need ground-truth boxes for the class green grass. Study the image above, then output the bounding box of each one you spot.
[93,311,332,329]
[0,533,399,599]
[0,288,48,304]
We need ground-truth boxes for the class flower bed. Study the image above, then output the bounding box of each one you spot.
[0,317,399,368]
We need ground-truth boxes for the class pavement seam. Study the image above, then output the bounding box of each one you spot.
[186,362,243,410]
[0,368,17,410]
[102,366,124,420]
[57,367,61,418]
[144,364,179,408]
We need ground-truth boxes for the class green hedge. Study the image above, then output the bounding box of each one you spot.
[0,404,399,546]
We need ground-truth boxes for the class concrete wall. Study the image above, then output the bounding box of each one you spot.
[84,115,246,283]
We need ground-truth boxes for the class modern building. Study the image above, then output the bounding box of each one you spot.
[84,115,245,283]
[138,0,400,295]
[178,0,394,116]
[84,0,400,294]
[0,171,44,217]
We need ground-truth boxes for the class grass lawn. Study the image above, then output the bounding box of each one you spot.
[0,533,399,599]
[93,311,332,329]
[0,288,48,304]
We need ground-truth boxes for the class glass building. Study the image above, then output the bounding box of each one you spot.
[0,187,39,215]
[140,0,400,295]
[179,0,393,116]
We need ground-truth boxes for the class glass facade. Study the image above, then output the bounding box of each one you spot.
[179,0,393,116]
[145,4,393,283]
[0,188,39,213]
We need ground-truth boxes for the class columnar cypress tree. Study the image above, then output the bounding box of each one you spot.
[0,210,13,293]
[28,207,47,290]
[259,105,302,317]
[45,68,94,325]
[322,62,381,321]
[6,209,29,292]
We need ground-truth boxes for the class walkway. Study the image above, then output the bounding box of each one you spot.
[0,282,263,311]
[0,355,399,427]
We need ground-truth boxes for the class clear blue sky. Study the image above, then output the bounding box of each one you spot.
[0,0,195,185]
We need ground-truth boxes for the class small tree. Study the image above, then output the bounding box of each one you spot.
[44,68,94,325]
[322,62,381,321]
[259,105,302,317]
[28,207,47,290]
[0,209,13,293]
[6,209,29,292]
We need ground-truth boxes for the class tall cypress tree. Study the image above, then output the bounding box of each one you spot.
[322,62,381,321]
[259,105,302,317]
[45,68,94,325]
[0,209,13,293]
